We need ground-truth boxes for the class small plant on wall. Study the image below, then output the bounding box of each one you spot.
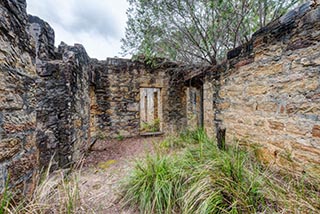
[140,119,160,133]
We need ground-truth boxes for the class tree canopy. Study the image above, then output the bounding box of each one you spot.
[121,0,303,65]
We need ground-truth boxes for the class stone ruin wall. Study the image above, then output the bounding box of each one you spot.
[90,59,187,138]
[35,43,91,170]
[0,0,91,196]
[0,0,319,197]
[203,1,320,173]
[0,0,39,196]
[0,0,188,195]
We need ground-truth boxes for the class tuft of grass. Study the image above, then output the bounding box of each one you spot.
[116,134,124,141]
[159,128,205,150]
[121,154,182,214]
[181,144,271,213]
[0,175,12,214]
[121,128,320,213]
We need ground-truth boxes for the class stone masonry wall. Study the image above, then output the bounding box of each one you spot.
[1,0,319,198]
[36,43,91,170]
[91,58,187,138]
[204,1,320,173]
[0,0,38,197]
[0,0,91,196]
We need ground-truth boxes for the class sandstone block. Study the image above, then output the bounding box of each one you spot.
[74,119,82,128]
[286,123,309,136]
[127,103,139,112]
[3,112,36,133]
[0,138,21,161]
[269,120,285,130]
[258,63,283,76]
[312,125,320,138]
[258,102,277,112]
[281,78,318,93]
[247,84,268,95]
[217,102,231,110]
[235,58,254,69]
[301,58,314,66]
[24,134,36,151]
[253,119,265,127]
[8,152,37,184]
[0,93,24,110]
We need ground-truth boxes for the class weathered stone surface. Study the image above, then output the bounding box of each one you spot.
[0,0,38,197]
[36,43,91,169]
[0,0,35,73]
[0,0,90,197]
[127,103,139,112]
[7,152,37,186]
[0,138,21,161]
[202,2,320,172]
[27,15,55,61]
[269,121,285,131]
[1,0,320,199]
[0,93,24,111]
[91,58,187,138]
[312,125,320,138]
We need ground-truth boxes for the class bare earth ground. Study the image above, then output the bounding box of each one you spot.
[78,137,163,214]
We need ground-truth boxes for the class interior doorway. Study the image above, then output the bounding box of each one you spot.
[186,76,204,129]
[140,88,162,133]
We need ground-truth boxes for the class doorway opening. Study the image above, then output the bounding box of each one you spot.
[186,77,204,129]
[140,88,162,134]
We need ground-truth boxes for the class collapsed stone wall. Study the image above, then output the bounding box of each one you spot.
[90,58,187,138]
[0,0,91,195]
[0,0,38,197]
[0,0,188,196]
[203,1,320,172]
[36,43,91,170]
[1,0,319,198]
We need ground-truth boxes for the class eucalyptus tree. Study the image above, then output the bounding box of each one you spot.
[121,0,303,65]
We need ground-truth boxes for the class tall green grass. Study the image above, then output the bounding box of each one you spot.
[0,176,12,214]
[122,154,182,214]
[121,128,320,213]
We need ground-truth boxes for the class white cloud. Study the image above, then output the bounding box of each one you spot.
[26,0,130,59]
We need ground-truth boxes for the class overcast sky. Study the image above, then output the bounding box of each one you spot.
[26,0,130,60]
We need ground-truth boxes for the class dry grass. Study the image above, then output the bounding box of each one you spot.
[1,161,92,214]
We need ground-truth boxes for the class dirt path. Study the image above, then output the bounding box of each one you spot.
[78,137,162,214]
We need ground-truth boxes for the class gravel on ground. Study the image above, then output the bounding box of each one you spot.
[78,136,163,214]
